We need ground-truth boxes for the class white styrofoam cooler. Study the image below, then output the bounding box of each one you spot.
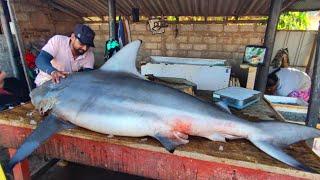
[149,56,226,66]
[141,56,231,91]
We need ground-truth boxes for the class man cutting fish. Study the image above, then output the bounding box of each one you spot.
[34,24,96,86]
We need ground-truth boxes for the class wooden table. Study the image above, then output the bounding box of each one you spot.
[1,101,320,180]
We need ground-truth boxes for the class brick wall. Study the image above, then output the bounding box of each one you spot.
[0,0,81,77]
[12,0,81,47]
[88,22,266,67]
[86,23,110,66]
[11,0,267,70]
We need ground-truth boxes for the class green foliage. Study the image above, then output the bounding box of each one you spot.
[156,12,311,30]
[277,12,310,30]
[167,16,177,21]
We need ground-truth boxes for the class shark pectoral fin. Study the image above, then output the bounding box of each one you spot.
[7,114,76,171]
[154,131,189,153]
[250,139,317,173]
[215,101,232,114]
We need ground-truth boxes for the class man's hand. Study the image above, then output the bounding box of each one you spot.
[50,71,69,84]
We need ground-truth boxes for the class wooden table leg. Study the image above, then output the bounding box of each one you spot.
[8,149,30,180]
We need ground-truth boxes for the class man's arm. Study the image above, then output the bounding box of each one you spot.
[35,50,56,74]
[35,50,69,83]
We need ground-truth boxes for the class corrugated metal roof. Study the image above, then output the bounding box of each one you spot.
[50,0,319,18]
[288,0,320,11]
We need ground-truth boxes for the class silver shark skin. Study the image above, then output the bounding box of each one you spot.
[16,40,320,172]
[31,71,256,139]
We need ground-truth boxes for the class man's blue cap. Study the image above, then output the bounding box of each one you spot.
[74,24,95,47]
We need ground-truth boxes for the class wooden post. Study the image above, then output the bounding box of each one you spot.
[6,0,32,91]
[254,0,283,93]
[108,0,116,40]
[246,66,257,89]
[0,0,19,78]
[306,36,317,75]
[8,148,31,180]
[306,22,320,128]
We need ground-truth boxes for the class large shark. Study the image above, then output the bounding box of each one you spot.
[6,40,320,173]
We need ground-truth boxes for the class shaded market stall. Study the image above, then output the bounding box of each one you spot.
[0,0,320,179]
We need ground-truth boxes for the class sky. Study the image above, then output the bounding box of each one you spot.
[307,11,320,30]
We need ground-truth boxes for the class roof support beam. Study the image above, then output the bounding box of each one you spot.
[0,0,19,78]
[7,0,32,92]
[281,0,298,12]
[306,22,320,128]
[254,0,283,93]
[108,0,116,39]
[48,1,82,18]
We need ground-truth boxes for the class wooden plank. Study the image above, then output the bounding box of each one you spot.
[8,148,31,180]
[146,76,196,96]
[30,158,60,179]
[47,2,83,18]
[313,124,320,158]
[306,23,320,128]
[306,32,317,75]
[262,97,286,121]
[1,103,320,179]
[0,125,316,180]
[247,66,257,89]
[254,0,283,92]
[271,104,307,114]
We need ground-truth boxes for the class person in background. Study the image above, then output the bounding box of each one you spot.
[0,71,30,110]
[34,24,95,86]
[270,48,290,68]
[265,67,311,102]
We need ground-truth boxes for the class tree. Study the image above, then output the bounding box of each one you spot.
[277,12,310,30]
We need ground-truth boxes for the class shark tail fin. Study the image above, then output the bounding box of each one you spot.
[6,114,75,171]
[249,121,320,172]
[250,139,317,173]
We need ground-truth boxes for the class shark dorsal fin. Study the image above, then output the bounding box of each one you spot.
[100,40,145,79]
